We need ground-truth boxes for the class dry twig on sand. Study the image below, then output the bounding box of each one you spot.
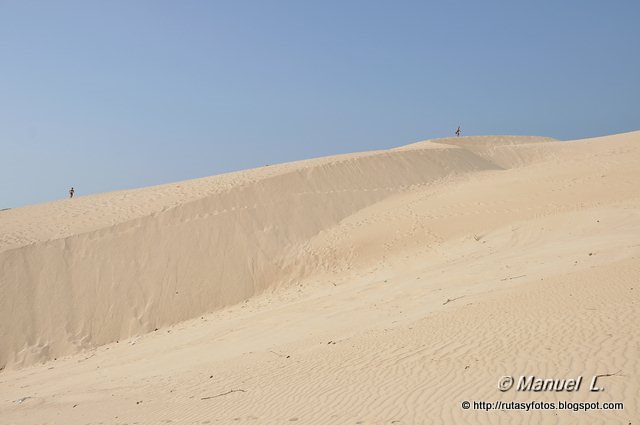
[443,296,465,305]
[201,389,246,400]
[500,275,527,281]
[594,370,622,379]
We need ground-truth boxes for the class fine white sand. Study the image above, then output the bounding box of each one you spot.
[0,131,638,424]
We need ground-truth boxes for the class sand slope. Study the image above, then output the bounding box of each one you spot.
[0,136,547,369]
[0,131,639,424]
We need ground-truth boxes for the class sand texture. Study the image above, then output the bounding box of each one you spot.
[0,131,638,424]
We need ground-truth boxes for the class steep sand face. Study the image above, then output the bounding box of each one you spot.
[1,138,541,369]
[0,131,639,424]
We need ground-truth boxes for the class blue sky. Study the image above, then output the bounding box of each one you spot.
[1,1,638,208]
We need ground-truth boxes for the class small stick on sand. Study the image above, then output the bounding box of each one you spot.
[500,275,527,281]
[443,296,465,305]
[594,370,622,379]
[201,389,246,400]
[270,350,290,358]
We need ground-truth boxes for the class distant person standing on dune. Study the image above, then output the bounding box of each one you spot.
[455,126,461,137]
[69,187,75,199]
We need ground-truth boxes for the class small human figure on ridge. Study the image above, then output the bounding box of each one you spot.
[69,187,75,199]
[455,126,461,137]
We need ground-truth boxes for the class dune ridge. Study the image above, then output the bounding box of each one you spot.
[0,136,553,369]
[1,131,639,424]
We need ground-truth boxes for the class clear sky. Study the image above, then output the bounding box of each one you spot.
[1,1,639,208]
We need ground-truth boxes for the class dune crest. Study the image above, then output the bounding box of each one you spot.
[1,131,639,424]
[1,135,553,368]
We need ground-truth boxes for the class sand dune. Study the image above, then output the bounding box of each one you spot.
[0,136,538,368]
[0,131,638,424]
